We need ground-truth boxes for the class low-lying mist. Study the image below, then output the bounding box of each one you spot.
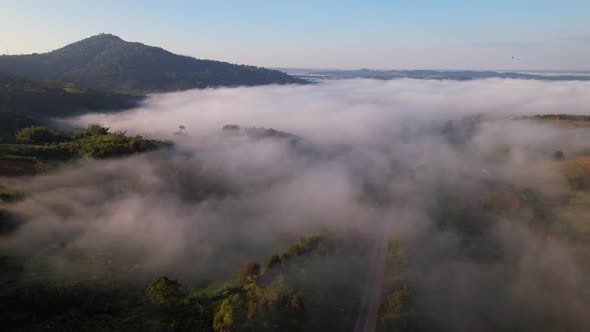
[4,78,590,330]
[64,78,590,144]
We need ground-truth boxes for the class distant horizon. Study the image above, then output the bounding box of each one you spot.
[274,67,590,73]
[3,32,590,74]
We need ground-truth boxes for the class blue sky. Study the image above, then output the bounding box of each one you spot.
[1,0,589,70]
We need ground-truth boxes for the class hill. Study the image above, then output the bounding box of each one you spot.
[0,124,170,176]
[0,73,140,141]
[0,34,306,93]
[0,73,140,117]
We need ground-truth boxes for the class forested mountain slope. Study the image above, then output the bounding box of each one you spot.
[0,34,305,93]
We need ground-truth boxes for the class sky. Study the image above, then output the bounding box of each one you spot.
[1,0,589,70]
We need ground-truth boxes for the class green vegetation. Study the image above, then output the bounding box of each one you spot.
[201,231,363,332]
[0,34,305,94]
[5,114,590,331]
[0,124,170,176]
[83,123,111,137]
[0,73,141,142]
[239,262,261,283]
[0,33,304,141]
[0,231,369,331]
[0,188,20,202]
[378,241,418,331]
[15,126,65,144]
[379,286,415,331]
[0,73,140,117]
[146,277,185,306]
[560,157,590,190]
[263,232,329,271]
[0,110,40,143]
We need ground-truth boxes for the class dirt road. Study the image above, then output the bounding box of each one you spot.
[354,233,387,332]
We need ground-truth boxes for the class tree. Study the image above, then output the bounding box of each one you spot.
[15,126,64,144]
[145,276,184,306]
[378,287,415,332]
[264,254,283,271]
[85,123,109,136]
[239,261,261,283]
[288,295,304,312]
[213,299,235,332]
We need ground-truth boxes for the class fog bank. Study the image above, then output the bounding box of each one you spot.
[4,78,590,330]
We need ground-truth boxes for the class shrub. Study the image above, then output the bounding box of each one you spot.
[112,129,127,137]
[379,287,415,331]
[285,233,327,258]
[85,123,110,136]
[213,299,235,332]
[145,276,184,306]
[33,159,48,170]
[15,126,65,144]
[77,135,161,159]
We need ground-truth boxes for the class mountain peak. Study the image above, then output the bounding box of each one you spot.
[88,33,123,42]
[90,33,123,40]
[71,33,125,47]
[0,34,306,93]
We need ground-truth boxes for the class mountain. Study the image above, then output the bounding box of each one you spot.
[0,34,305,93]
[0,73,140,116]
